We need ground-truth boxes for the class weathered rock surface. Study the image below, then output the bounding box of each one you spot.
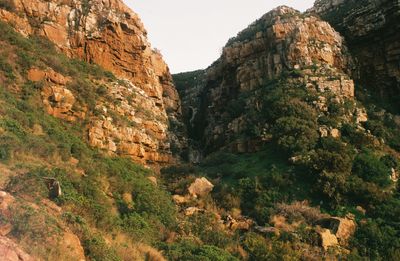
[317,228,339,250]
[316,216,356,245]
[309,0,400,111]
[188,177,214,198]
[178,6,357,154]
[0,236,35,261]
[0,0,187,166]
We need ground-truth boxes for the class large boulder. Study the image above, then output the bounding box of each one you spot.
[316,216,356,245]
[188,178,214,198]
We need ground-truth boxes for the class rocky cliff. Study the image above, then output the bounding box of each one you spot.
[309,0,400,111]
[0,0,186,166]
[180,6,363,155]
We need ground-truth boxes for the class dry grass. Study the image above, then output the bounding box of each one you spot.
[275,201,329,224]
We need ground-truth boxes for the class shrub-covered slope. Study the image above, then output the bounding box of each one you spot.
[173,5,400,261]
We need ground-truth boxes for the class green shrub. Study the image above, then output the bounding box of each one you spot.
[352,150,391,187]
[159,240,239,261]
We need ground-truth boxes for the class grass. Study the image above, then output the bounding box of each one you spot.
[0,20,179,260]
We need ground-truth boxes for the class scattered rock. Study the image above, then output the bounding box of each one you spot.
[122,193,134,209]
[172,195,189,205]
[356,206,366,215]
[188,178,214,198]
[184,207,204,216]
[147,176,157,185]
[0,223,12,236]
[254,226,280,236]
[390,168,398,182]
[224,215,254,231]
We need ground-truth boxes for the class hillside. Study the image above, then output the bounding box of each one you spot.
[0,0,400,260]
[173,5,400,261]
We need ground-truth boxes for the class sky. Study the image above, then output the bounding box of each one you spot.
[127,1,315,73]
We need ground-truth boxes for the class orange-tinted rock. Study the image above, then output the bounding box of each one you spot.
[1,0,187,167]
[179,6,356,154]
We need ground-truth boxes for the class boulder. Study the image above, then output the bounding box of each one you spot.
[318,228,339,251]
[316,216,356,245]
[224,215,254,231]
[188,178,214,198]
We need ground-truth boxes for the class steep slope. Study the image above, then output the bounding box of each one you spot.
[309,0,400,112]
[181,6,358,155]
[0,0,186,166]
[173,5,400,260]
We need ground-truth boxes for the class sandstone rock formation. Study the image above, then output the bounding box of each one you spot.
[0,0,186,166]
[188,177,214,198]
[178,6,357,154]
[309,0,400,111]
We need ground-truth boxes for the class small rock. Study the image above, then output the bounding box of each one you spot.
[0,223,12,236]
[356,206,366,215]
[172,195,188,205]
[147,176,157,185]
[184,207,203,216]
[122,192,133,209]
[390,168,398,182]
[254,226,280,236]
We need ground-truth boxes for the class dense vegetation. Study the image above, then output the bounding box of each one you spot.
[1,7,400,259]
[166,75,400,260]
[0,19,258,260]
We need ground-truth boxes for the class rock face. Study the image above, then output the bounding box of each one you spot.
[0,0,186,166]
[0,236,35,261]
[309,0,400,111]
[179,6,356,154]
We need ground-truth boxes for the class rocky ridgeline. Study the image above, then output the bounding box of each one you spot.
[181,6,363,155]
[0,0,186,166]
[309,0,400,110]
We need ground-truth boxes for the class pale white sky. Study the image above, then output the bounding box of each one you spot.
[127,1,315,73]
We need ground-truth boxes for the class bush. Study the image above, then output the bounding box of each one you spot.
[273,116,318,154]
[159,240,239,261]
[352,150,391,187]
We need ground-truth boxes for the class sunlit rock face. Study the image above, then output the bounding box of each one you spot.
[180,6,356,154]
[309,0,400,110]
[0,0,187,166]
